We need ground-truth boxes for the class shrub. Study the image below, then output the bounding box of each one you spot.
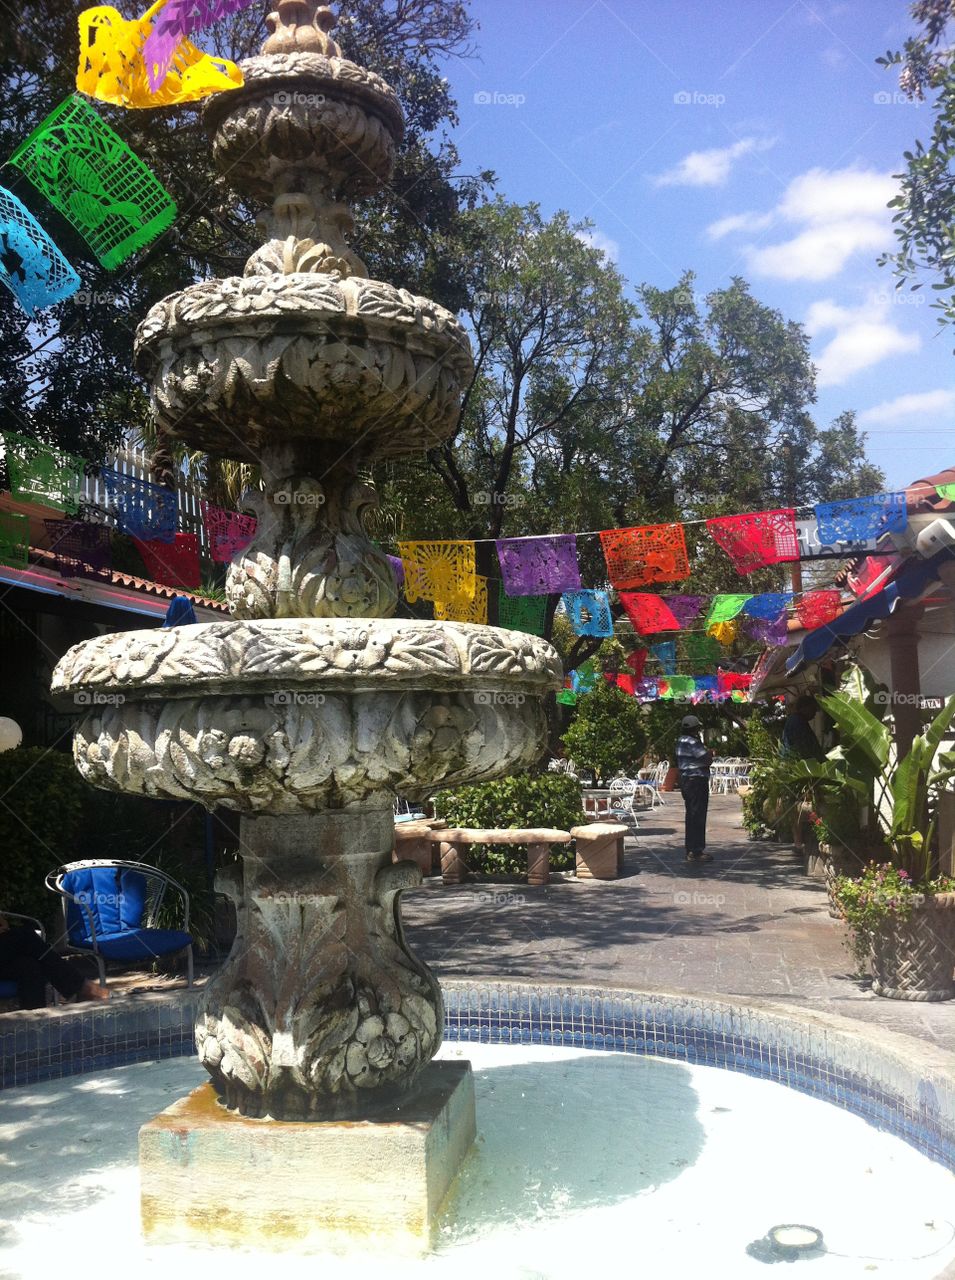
[831,862,955,972]
[0,748,88,927]
[434,774,585,874]
[561,682,647,781]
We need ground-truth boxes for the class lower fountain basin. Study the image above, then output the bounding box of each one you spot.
[51,618,561,812]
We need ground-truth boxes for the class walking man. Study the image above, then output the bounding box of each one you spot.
[676,714,713,863]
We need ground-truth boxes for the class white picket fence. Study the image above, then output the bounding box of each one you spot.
[81,448,213,562]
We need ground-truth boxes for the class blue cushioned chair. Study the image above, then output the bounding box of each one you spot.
[45,860,193,988]
[0,912,50,1003]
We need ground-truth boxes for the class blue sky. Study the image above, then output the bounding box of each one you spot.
[438,0,955,489]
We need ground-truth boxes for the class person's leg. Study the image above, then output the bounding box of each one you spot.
[685,778,710,857]
[0,926,87,1005]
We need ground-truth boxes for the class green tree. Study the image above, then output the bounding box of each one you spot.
[561,682,647,781]
[876,1,955,331]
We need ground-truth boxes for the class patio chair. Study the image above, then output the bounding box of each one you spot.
[45,860,193,988]
[0,912,54,1005]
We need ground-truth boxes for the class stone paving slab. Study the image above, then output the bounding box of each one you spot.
[402,795,955,1055]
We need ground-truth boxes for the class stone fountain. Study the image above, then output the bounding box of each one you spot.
[51,0,560,1255]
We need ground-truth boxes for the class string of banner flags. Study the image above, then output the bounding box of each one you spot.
[2,431,950,704]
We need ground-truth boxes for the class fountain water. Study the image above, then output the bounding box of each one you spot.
[51,0,561,1252]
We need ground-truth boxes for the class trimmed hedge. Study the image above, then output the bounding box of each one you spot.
[434,773,585,874]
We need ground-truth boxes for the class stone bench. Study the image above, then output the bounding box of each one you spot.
[393,819,447,877]
[427,828,572,886]
[571,822,628,880]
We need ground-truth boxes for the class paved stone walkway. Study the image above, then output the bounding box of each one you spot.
[403,795,955,1054]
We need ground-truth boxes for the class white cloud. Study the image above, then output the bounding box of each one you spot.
[706,210,775,241]
[575,227,620,262]
[654,137,774,188]
[777,168,898,225]
[748,218,890,281]
[858,389,955,426]
[806,297,920,387]
[712,165,899,282]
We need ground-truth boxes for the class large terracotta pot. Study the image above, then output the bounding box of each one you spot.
[870,893,955,1001]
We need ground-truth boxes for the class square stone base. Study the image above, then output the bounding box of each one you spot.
[139,1060,476,1256]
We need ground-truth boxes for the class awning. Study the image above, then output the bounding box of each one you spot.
[786,546,955,676]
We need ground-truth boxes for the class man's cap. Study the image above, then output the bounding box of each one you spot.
[681,715,702,729]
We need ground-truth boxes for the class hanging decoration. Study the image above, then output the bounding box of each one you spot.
[746,614,789,647]
[706,509,799,574]
[599,523,689,588]
[9,95,177,269]
[556,681,577,706]
[666,595,704,627]
[795,590,842,630]
[650,640,677,674]
[496,534,580,596]
[718,671,752,699]
[684,632,721,666]
[611,672,637,696]
[102,468,178,540]
[201,500,256,562]
[814,494,907,546]
[572,661,599,695]
[742,592,792,620]
[3,432,84,513]
[143,0,257,90]
[936,484,955,502]
[399,540,476,605]
[434,576,488,624]
[692,675,719,703]
[497,585,547,636]
[704,594,752,626]
[133,532,200,588]
[663,675,696,700]
[387,554,404,588]
[633,676,660,701]
[0,511,29,568]
[76,2,243,109]
[44,518,112,580]
[707,620,739,646]
[618,592,679,633]
[562,589,613,637]
[626,648,648,680]
[0,187,80,315]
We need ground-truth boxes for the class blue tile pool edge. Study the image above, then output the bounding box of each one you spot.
[2,980,953,1174]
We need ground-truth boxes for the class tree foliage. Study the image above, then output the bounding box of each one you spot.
[561,682,648,781]
[876,1,955,332]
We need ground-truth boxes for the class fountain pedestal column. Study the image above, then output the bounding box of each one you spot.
[196,809,444,1120]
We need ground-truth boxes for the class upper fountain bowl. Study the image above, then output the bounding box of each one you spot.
[134,273,473,461]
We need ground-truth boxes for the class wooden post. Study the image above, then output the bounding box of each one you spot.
[886,606,923,758]
[938,791,955,878]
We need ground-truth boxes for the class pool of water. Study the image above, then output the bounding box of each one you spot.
[2,1043,954,1279]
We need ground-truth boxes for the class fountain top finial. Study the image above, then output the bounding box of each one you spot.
[262,0,342,56]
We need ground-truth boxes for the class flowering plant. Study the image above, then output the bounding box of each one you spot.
[831,862,955,970]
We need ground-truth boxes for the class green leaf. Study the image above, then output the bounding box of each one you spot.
[818,691,891,769]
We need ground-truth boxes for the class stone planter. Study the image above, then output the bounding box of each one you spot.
[870,893,955,1001]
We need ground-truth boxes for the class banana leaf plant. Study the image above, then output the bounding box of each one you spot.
[815,691,955,880]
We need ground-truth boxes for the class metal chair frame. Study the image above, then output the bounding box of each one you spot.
[45,859,193,988]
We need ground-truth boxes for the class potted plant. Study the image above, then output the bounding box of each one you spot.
[827,692,955,1000]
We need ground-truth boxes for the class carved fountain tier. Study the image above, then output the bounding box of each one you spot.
[51,0,560,1255]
